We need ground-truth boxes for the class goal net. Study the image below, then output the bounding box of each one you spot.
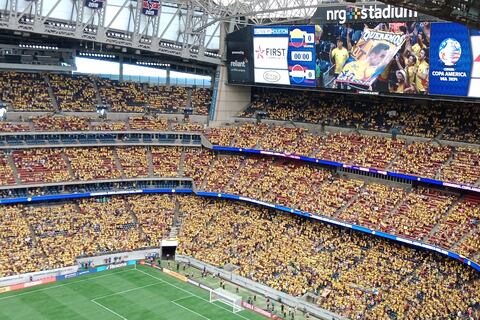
[209,288,243,313]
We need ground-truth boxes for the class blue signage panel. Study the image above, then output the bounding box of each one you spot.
[429,22,472,96]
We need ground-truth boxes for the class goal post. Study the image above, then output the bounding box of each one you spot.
[209,288,243,313]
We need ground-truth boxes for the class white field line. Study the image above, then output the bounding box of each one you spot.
[91,299,128,320]
[135,268,250,320]
[171,295,195,303]
[171,300,212,320]
[91,282,163,301]
[0,268,135,301]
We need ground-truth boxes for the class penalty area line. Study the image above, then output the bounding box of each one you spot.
[135,268,250,320]
[91,299,128,320]
[171,300,212,320]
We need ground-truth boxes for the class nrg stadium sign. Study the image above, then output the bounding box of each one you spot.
[313,3,436,24]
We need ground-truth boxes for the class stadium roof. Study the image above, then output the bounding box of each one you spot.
[194,0,338,26]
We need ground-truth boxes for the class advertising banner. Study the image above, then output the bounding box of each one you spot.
[0,287,10,293]
[227,42,253,84]
[253,26,317,86]
[84,0,105,9]
[254,69,290,85]
[228,22,479,98]
[142,0,160,16]
[429,22,472,96]
[162,268,188,282]
[335,28,406,88]
[469,34,480,97]
[253,36,289,70]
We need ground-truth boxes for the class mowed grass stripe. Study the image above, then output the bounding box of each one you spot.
[135,266,265,320]
[0,268,140,320]
[96,283,201,320]
[0,267,136,300]
[0,265,267,320]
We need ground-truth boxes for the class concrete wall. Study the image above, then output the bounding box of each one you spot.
[0,266,78,287]
[77,248,162,267]
[210,66,251,126]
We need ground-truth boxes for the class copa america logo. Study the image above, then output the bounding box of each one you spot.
[439,38,461,66]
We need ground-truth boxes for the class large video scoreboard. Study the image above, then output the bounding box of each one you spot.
[226,4,480,99]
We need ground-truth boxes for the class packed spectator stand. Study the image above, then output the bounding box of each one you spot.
[0,145,479,266]
[0,71,212,115]
[178,198,480,320]
[1,71,480,319]
[244,88,480,143]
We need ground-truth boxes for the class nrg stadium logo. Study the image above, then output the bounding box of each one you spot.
[326,5,418,24]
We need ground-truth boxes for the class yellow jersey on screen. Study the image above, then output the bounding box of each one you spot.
[331,47,349,75]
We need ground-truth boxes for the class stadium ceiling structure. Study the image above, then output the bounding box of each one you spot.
[0,0,477,67]
[0,0,336,66]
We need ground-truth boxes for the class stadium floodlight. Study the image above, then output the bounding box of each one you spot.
[0,101,7,121]
[209,288,243,313]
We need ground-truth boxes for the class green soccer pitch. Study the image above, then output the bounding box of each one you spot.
[0,264,267,320]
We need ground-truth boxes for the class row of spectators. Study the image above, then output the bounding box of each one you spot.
[0,195,176,277]
[177,198,480,320]
[0,72,211,114]
[3,71,479,144]
[243,88,480,143]
[2,146,185,185]
[1,71,479,143]
[0,72,52,111]
[1,114,479,187]
[208,124,480,185]
[0,147,479,261]
[188,152,480,262]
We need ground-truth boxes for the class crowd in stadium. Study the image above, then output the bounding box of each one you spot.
[0,70,480,320]
[0,195,177,277]
[178,198,480,320]
[4,113,480,187]
[244,88,480,143]
[0,71,211,115]
[0,146,479,265]
[1,70,480,144]
[2,193,478,319]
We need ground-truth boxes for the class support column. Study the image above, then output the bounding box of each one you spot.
[209,65,251,126]
[119,54,124,82]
